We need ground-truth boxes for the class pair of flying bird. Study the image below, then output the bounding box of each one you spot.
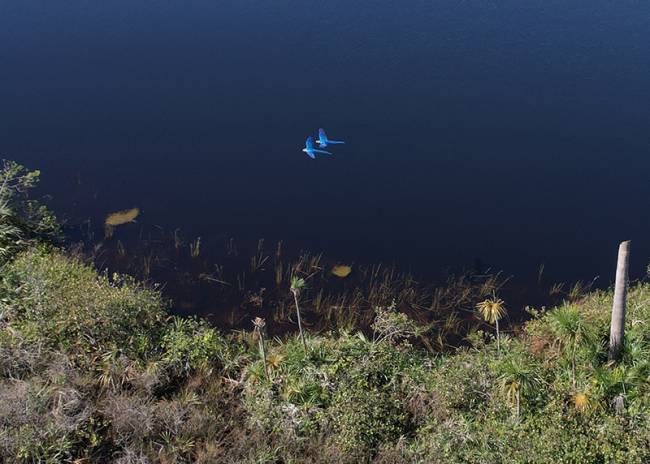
[302,128,345,159]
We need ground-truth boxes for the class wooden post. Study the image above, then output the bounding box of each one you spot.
[608,240,630,362]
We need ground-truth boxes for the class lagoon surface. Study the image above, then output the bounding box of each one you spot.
[1,0,649,285]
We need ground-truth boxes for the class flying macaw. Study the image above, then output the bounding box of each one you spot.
[302,136,332,159]
[316,128,345,148]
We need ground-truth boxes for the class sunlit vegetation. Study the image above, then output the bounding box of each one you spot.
[331,264,352,278]
[3,246,649,462]
[105,207,140,227]
[2,160,650,462]
[0,160,59,263]
[104,207,139,238]
[476,294,507,353]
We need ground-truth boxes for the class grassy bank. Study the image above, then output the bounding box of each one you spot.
[2,248,649,463]
[1,161,649,462]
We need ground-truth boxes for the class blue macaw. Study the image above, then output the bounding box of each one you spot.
[302,136,332,159]
[316,128,345,148]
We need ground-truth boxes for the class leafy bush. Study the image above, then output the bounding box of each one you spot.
[0,160,58,264]
[160,316,228,376]
[327,343,417,456]
[1,249,166,362]
[0,248,246,463]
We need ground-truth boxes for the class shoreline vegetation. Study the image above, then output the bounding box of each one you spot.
[1,160,649,463]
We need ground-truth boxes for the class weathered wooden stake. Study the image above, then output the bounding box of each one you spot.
[608,240,630,362]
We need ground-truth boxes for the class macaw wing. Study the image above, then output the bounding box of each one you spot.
[318,128,328,142]
[305,136,314,150]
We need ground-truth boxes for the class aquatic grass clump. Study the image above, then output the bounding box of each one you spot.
[190,236,201,258]
[82,224,513,350]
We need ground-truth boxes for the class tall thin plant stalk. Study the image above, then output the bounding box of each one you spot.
[253,317,269,381]
[290,277,307,351]
[476,294,507,354]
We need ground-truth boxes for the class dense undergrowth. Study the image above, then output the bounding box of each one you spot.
[1,160,649,462]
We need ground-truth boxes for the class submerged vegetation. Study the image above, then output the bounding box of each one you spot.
[104,208,140,239]
[331,264,353,278]
[2,160,650,462]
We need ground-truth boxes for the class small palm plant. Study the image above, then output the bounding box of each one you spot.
[290,276,307,351]
[266,352,284,371]
[550,305,589,388]
[476,294,507,354]
[591,352,647,414]
[572,391,592,413]
[498,357,539,419]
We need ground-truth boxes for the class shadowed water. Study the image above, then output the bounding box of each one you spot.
[1,0,649,287]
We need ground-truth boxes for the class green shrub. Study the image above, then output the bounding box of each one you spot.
[160,316,228,375]
[1,249,166,362]
[328,346,415,456]
[0,160,59,264]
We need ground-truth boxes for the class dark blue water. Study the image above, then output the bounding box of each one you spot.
[2,1,649,285]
